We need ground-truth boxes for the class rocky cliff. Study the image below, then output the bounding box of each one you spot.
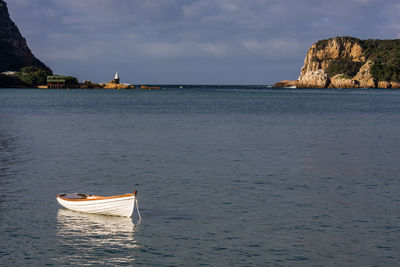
[0,0,51,73]
[275,37,400,88]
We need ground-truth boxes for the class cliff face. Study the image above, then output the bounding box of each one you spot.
[299,37,364,77]
[276,37,400,88]
[0,0,51,73]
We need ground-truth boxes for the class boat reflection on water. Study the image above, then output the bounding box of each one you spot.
[55,209,139,265]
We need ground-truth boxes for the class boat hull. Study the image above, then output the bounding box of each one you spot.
[57,195,135,217]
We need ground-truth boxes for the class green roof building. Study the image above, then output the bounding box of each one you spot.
[47,75,78,89]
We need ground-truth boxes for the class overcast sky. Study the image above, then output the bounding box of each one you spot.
[6,0,400,84]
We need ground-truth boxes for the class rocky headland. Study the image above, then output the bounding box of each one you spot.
[275,37,400,89]
[0,0,53,87]
[0,0,51,73]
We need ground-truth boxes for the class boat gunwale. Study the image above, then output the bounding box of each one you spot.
[57,193,135,202]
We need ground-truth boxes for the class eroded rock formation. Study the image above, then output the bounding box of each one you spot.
[353,60,376,88]
[329,74,358,89]
[297,69,328,88]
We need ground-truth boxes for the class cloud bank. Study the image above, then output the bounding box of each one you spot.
[6,0,400,84]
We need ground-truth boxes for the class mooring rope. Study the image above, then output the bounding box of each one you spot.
[135,197,142,220]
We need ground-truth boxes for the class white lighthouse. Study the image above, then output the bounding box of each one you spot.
[113,72,120,84]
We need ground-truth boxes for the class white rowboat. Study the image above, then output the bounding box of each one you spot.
[57,190,140,218]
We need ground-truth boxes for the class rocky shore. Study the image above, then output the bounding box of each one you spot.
[80,82,160,90]
[275,37,400,89]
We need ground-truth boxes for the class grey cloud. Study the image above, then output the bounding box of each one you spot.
[5,0,400,84]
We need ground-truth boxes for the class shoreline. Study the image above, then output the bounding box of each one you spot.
[3,85,400,91]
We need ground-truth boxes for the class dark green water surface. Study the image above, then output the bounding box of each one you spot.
[1,87,400,266]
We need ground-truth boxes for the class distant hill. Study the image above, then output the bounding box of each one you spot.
[0,0,51,73]
[275,37,400,88]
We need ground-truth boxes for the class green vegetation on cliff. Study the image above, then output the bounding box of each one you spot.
[16,66,51,86]
[365,39,400,82]
[326,59,363,78]
[0,66,52,87]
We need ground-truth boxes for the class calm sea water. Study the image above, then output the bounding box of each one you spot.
[1,87,400,266]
